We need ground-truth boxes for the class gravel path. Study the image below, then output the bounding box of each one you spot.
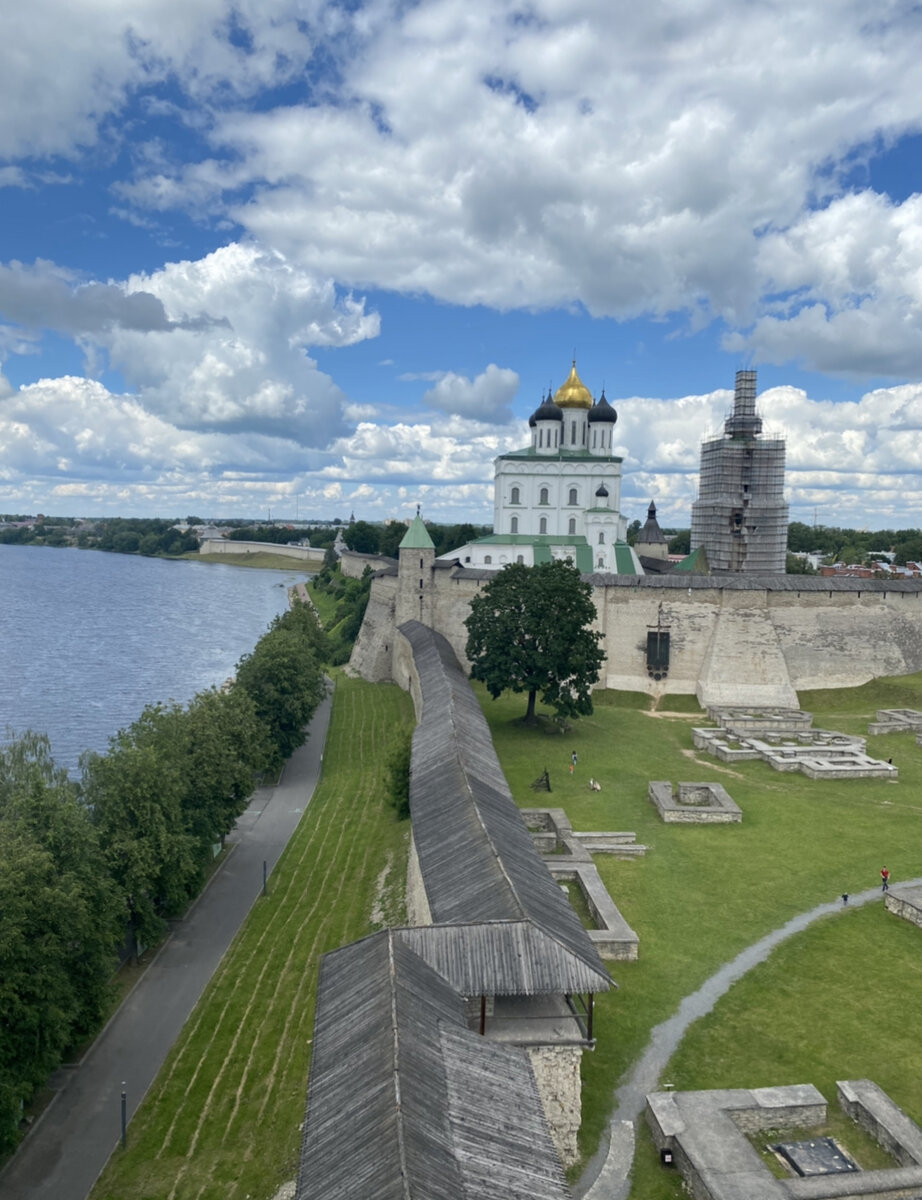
[574,880,922,1200]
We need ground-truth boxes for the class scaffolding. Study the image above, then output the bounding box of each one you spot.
[690,370,788,573]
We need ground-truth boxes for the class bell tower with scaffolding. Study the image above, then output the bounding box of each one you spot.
[690,370,788,573]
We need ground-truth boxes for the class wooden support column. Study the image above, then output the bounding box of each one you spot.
[479,995,486,1036]
[587,992,594,1042]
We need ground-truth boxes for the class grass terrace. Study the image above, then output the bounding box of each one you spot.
[89,674,414,1200]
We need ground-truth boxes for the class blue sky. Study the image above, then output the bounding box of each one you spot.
[2,0,922,532]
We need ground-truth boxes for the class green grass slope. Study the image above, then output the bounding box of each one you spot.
[90,675,414,1200]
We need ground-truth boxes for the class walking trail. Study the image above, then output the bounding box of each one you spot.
[574,879,922,1200]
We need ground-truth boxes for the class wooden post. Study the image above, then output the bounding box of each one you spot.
[587,993,594,1042]
[479,995,486,1036]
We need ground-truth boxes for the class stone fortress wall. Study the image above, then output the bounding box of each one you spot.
[350,557,922,706]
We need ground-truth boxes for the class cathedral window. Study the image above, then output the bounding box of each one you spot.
[539,517,548,534]
[568,487,578,505]
[571,421,576,445]
[598,532,605,544]
[568,518,576,535]
[511,516,518,534]
[516,555,524,563]
[539,486,549,505]
[484,555,492,564]
[511,486,520,504]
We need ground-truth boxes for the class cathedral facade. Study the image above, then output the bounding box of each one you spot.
[439,361,641,574]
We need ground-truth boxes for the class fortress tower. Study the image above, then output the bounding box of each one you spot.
[690,370,788,573]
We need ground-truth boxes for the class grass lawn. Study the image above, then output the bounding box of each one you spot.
[89,674,414,1200]
[476,677,922,1193]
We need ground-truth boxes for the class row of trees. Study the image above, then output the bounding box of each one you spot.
[0,600,327,1152]
[787,521,922,566]
[309,560,372,664]
[343,519,491,558]
[0,518,200,556]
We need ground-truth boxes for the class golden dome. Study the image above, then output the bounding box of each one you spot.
[553,360,593,410]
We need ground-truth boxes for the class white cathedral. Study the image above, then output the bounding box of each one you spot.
[438,361,644,574]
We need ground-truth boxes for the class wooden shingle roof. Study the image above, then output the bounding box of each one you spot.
[399,620,611,993]
[297,930,569,1200]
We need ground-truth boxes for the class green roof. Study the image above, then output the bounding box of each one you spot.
[613,542,642,575]
[399,515,435,550]
[672,546,709,573]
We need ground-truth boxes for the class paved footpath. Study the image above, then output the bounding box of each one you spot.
[0,688,332,1200]
[575,878,922,1200]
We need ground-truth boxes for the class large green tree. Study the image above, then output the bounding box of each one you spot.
[464,559,604,723]
[235,601,327,767]
[0,733,122,1151]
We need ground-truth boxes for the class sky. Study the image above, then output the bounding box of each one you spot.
[2,1,922,533]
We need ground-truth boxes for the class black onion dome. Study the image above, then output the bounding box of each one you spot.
[530,389,564,423]
[588,389,618,424]
[528,393,566,422]
[595,484,609,498]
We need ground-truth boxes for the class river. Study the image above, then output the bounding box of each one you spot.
[0,544,309,773]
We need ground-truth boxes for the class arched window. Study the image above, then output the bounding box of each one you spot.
[571,421,577,445]
[569,487,578,505]
[597,556,605,568]
[598,532,605,545]
[484,555,492,564]
[511,486,520,504]
[511,516,518,534]
[592,429,596,448]
[516,555,524,564]
[539,486,549,505]
[539,517,548,534]
[568,517,576,535]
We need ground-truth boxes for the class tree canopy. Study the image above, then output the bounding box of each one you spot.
[464,559,604,723]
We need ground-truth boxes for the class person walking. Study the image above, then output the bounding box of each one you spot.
[881,866,890,892]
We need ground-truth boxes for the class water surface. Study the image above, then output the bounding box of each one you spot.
[0,544,305,772]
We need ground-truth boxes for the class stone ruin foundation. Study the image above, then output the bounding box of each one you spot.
[646,1078,922,1200]
[884,883,922,930]
[868,708,922,735]
[522,808,641,960]
[693,707,897,780]
[648,780,742,823]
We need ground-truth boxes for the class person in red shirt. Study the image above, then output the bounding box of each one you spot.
[881,867,890,892]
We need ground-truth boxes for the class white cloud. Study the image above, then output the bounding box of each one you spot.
[0,0,315,158]
[420,364,519,422]
[728,193,922,374]
[101,241,380,446]
[3,370,922,527]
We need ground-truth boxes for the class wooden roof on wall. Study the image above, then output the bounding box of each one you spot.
[297,930,569,1200]
[399,620,611,993]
